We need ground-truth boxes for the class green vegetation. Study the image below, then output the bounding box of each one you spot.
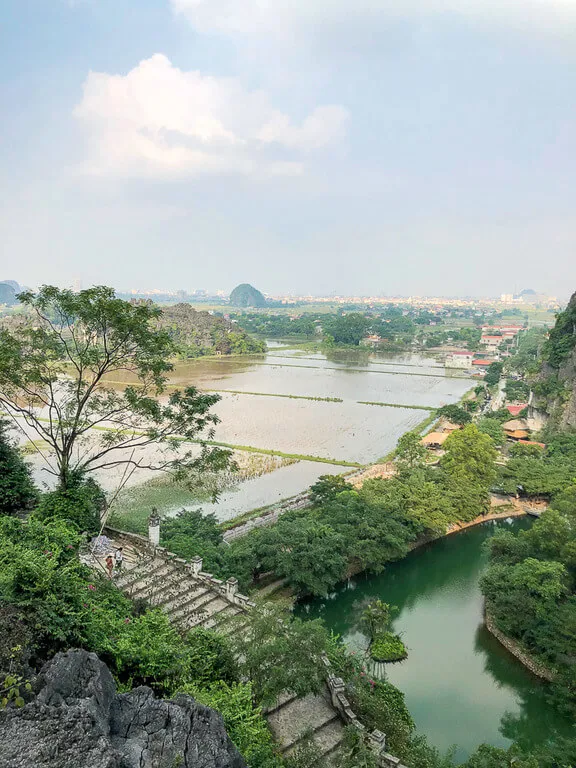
[207,388,343,403]
[436,404,472,424]
[543,291,576,368]
[0,286,231,490]
[158,303,266,358]
[481,478,576,718]
[484,362,504,386]
[221,424,499,598]
[0,420,38,516]
[370,633,408,662]
[496,431,576,497]
[358,401,433,411]
[229,283,267,308]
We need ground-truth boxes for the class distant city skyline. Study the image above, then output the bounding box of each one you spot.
[2,0,576,298]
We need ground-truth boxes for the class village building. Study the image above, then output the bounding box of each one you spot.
[445,351,474,369]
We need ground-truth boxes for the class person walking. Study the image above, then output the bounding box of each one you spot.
[105,554,114,579]
[114,547,124,570]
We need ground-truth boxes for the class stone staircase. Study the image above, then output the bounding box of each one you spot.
[113,547,251,635]
[99,527,406,768]
[264,687,345,761]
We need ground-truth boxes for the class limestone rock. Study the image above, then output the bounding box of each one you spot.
[0,649,246,768]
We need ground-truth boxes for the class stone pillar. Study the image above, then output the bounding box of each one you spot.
[369,730,387,757]
[225,577,238,601]
[148,509,160,547]
[329,677,345,709]
[191,555,203,575]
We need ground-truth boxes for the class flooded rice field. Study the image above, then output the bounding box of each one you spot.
[105,346,471,521]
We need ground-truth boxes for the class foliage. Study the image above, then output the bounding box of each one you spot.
[440,425,497,520]
[395,431,427,473]
[309,474,352,505]
[484,362,504,386]
[504,379,530,402]
[159,508,226,574]
[0,285,229,487]
[0,420,38,516]
[323,313,371,346]
[543,291,576,368]
[370,632,407,662]
[35,472,106,533]
[482,487,576,717]
[477,417,506,447]
[181,681,282,768]
[435,404,471,425]
[158,303,265,358]
[231,602,329,706]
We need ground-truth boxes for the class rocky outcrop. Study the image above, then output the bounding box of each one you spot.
[0,649,246,768]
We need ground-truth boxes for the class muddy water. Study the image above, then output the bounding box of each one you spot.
[108,347,471,517]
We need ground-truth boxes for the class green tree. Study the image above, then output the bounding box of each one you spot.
[477,417,506,447]
[358,599,393,640]
[0,286,229,491]
[436,404,472,425]
[232,602,330,706]
[395,431,427,472]
[484,362,504,386]
[35,472,106,533]
[0,420,38,516]
[309,474,352,505]
[440,425,497,519]
[323,313,370,345]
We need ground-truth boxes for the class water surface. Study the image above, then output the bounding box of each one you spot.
[299,519,573,762]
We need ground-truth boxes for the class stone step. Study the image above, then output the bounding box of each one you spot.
[267,691,338,751]
[283,716,343,758]
[312,717,345,758]
[116,559,165,591]
[128,564,178,600]
[199,604,243,631]
[170,595,230,629]
[163,588,213,622]
[150,576,206,611]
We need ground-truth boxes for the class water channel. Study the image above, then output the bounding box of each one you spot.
[299,518,573,763]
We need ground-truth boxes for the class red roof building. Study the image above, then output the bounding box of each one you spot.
[506,404,528,417]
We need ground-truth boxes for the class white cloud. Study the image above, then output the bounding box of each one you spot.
[73,54,348,178]
[171,0,576,39]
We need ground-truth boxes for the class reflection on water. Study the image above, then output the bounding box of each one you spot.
[298,520,574,762]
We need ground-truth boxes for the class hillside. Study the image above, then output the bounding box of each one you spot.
[534,291,576,427]
[158,303,266,357]
[0,281,19,306]
[229,283,267,308]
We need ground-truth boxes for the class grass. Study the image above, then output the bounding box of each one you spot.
[358,401,433,411]
[107,475,219,534]
[192,440,363,468]
[205,389,343,403]
[252,361,474,379]
[370,632,408,663]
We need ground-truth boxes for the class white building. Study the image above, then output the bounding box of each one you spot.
[445,351,474,369]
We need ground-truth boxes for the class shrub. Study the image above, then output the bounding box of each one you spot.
[35,473,106,534]
[0,420,38,516]
[370,632,407,662]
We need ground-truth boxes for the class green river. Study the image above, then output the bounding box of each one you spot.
[299,518,573,762]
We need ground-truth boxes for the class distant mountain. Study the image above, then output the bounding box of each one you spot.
[0,281,19,306]
[229,283,267,308]
[157,303,266,358]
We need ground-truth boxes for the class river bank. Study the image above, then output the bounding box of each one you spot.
[299,517,571,761]
[484,609,556,682]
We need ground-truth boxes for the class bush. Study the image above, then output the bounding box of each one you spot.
[35,474,106,533]
[370,632,407,662]
[0,420,38,516]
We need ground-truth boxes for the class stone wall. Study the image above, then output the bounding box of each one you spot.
[484,609,555,682]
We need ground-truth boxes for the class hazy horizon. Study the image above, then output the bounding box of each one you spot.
[2,0,576,298]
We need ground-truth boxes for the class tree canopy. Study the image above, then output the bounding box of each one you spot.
[0,286,229,491]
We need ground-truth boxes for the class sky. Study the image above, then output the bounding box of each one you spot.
[1,0,575,298]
